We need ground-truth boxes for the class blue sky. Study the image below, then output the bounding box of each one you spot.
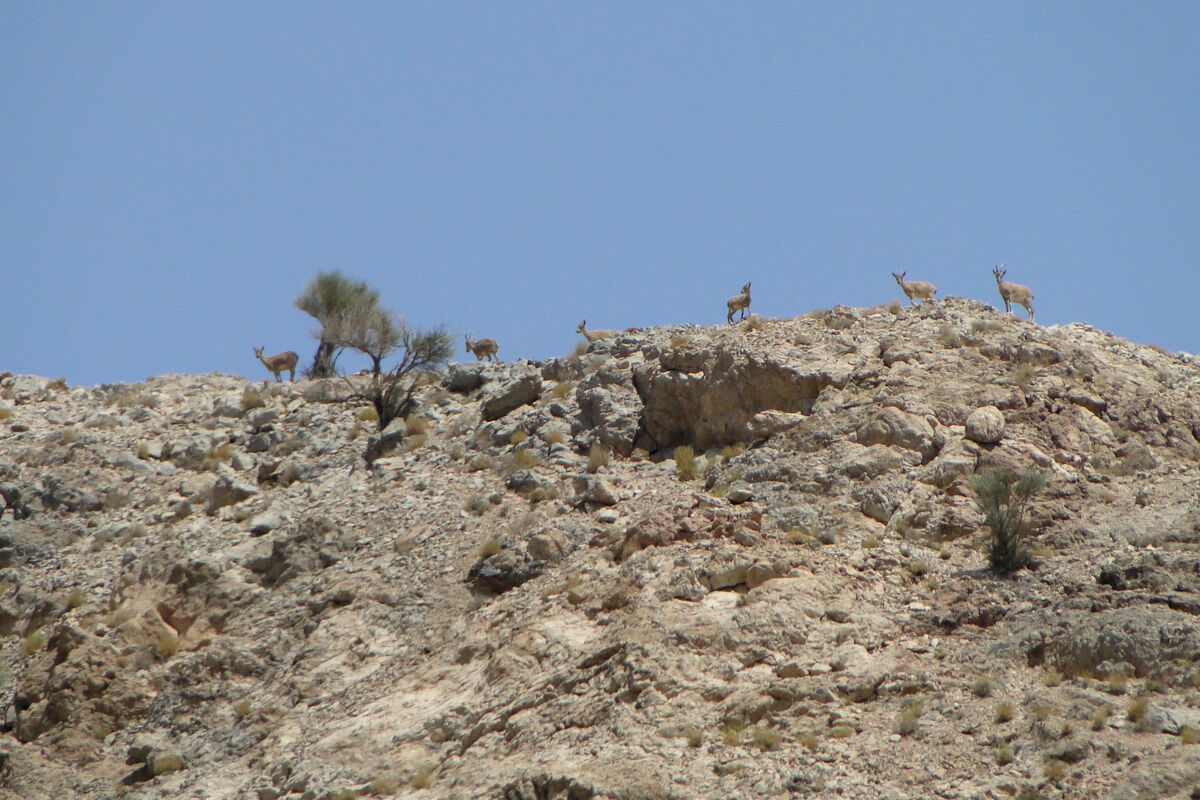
[4,3,1198,385]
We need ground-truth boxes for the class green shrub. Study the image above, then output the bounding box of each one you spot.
[970,468,1045,575]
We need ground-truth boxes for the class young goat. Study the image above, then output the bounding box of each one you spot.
[253,347,299,382]
[891,272,937,306]
[577,320,616,342]
[992,265,1035,322]
[726,282,752,323]
[464,334,499,362]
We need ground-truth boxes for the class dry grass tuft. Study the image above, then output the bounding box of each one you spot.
[749,725,782,751]
[588,443,611,472]
[20,629,44,658]
[720,721,744,745]
[894,700,924,736]
[674,445,699,481]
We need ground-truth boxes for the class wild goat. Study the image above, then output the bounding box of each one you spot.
[464,334,499,362]
[577,320,615,342]
[253,347,299,382]
[892,272,936,306]
[726,282,751,323]
[992,265,1035,322]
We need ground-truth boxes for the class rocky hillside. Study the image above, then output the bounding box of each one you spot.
[2,297,1200,800]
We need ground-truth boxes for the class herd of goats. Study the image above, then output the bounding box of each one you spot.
[252,265,1034,382]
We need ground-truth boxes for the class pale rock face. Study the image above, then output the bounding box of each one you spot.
[964,404,1005,444]
[3,300,1200,799]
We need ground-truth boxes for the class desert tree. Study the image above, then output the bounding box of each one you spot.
[324,300,401,378]
[355,322,453,433]
[294,271,382,378]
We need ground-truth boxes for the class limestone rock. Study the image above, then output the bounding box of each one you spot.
[965,405,1005,444]
[856,407,939,461]
[480,372,542,420]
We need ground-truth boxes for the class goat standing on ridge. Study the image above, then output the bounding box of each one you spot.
[464,334,499,362]
[253,347,299,382]
[577,320,615,342]
[891,272,936,306]
[726,282,751,323]
[992,265,1035,322]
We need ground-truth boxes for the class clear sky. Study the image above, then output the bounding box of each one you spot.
[4,3,1198,386]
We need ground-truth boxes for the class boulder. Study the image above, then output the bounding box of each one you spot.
[856,407,939,461]
[480,373,542,421]
[965,405,1005,444]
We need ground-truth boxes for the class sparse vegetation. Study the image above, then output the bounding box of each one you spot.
[749,725,782,750]
[508,429,528,446]
[1180,725,1199,744]
[409,767,435,789]
[367,775,401,796]
[1013,363,1037,390]
[20,629,44,657]
[683,725,703,747]
[971,318,1003,334]
[937,325,962,349]
[995,700,1014,723]
[156,632,180,658]
[994,741,1014,764]
[1125,696,1149,725]
[894,700,924,736]
[551,380,576,399]
[465,494,490,515]
[477,534,502,558]
[512,447,539,468]
[674,445,699,481]
[970,468,1045,575]
[971,674,994,698]
[588,443,611,472]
